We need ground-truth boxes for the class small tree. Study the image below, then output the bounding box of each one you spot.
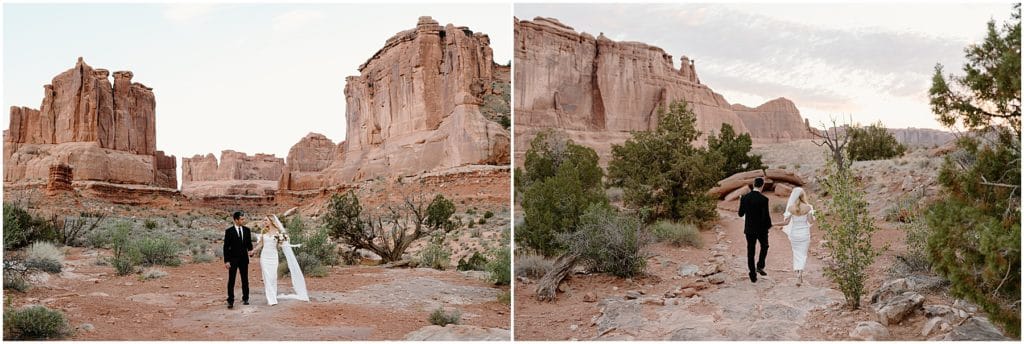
[607,100,723,223]
[847,122,906,161]
[809,116,853,171]
[517,130,607,256]
[926,4,1020,336]
[819,151,880,309]
[707,123,765,177]
[323,190,456,263]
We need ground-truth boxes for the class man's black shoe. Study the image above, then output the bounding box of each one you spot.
[227,303,234,309]
[757,269,767,276]
[749,272,757,283]
[243,301,250,305]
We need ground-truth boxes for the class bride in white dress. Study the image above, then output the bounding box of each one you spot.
[780,187,814,286]
[252,215,310,305]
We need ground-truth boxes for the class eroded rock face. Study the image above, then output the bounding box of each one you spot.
[4,58,176,189]
[513,17,814,164]
[181,150,285,197]
[279,17,511,191]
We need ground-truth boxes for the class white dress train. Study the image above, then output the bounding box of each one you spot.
[783,206,814,271]
[257,233,310,306]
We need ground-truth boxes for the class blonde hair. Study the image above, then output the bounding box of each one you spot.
[792,191,811,215]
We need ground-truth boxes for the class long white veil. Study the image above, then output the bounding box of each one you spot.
[784,187,805,220]
[271,214,310,302]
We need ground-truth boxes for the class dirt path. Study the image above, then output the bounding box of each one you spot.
[6,248,509,340]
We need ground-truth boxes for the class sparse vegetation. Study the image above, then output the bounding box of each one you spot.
[417,236,452,270]
[884,189,924,223]
[135,234,182,267]
[456,251,488,271]
[3,305,71,339]
[649,221,702,248]
[428,307,461,327]
[819,151,880,309]
[139,268,168,280]
[485,229,511,285]
[24,242,63,273]
[559,204,649,278]
[514,254,554,279]
[143,219,158,230]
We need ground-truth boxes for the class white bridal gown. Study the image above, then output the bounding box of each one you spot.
[257,233,310,305]
[783,206,814,271]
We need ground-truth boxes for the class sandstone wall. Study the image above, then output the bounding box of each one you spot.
[514,17,814,164]
[4,58,176,189]
[181,150,285,197]
[279,17,511,192]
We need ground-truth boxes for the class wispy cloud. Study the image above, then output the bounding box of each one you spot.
[163,4,218,24]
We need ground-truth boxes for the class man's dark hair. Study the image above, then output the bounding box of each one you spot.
[753,177,765,188]
[232,211,245,220]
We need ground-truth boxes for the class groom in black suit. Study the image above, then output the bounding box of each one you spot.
[738,177,773,283]
[224,211,253,309]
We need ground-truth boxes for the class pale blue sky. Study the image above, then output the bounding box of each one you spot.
[516,2,1016,131]
[4,3,511,182]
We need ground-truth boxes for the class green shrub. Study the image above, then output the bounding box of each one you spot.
[847,122,906,161]
[3,259,31,292]
[285,216,339,267]
[279,251,328,278]
[4,305,71,339]
[108,223,140,276]
[707,123,765,177]
[457,251,489,271]
[560,204,649,278]
[514,254,554,279]
[84,226,113,248]
[417,237,451,270]
[478,218,487,225]
[3,203,56,250]
[649,221,702,248]
[518,130,608,256]
[607,100,722,224]
[486,231,511,285]
[483,211,494,219]
[819,151,880,309]
[24,242,63,273]
[135,234,182,267]
[428,307,461,327]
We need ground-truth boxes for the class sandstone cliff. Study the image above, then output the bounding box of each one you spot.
[279,17,511,192]
[181,150,285,197]
[513,17,814,164]
[4,58,176,189]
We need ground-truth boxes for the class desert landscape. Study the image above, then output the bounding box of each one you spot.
[512,12,1017,342]
[3,15,511,341]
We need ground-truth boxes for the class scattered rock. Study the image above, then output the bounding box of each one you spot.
[706,273,726,285]
[582,293,597,303]
[874,291,924,325]
[677,264,699,277]
[624,290,643,300]
[870,278,910,304]
[922,316,950,337]
[938,317,1009,341]
[849,321,889,341]
[78,323,96,332]
[642,297,665,306]
[683,280,710,291]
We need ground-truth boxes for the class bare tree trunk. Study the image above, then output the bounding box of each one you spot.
[535,253,579,302]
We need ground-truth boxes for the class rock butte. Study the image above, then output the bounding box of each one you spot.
[513,17,814,164]
[279,16,511,192]
[181,150,285,198]
[4,58,177,189]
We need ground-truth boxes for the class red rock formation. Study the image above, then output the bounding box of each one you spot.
[732,98,814,144]
[279,17,511,192]
[46,164,73,192]
[4,58,176,189]
[181,150,285,197]
[279,133,338,191]
[514,17,814,164]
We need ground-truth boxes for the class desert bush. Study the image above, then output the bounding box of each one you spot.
[478,218,487,225]
[139,268,167,280]
[417,236,451,270]
[108,223,140,276]
[284,216,339,267]
[324,191,456,263]
[483,211,494,219]
[649,221,702,248]
[143,219,159,230]
[24,242,63,273]
[53,214,106,247]
[514,254,554,279]
[707,123,765,177]
[847,122,906,161]
[3,305,71,339]
[485,230,511,285]
[895,215,932,272]
[3,203,56,250]
[925,5,1020,335]
[279,251,328,278]
[607,100,723,224]
[3,259,31,292]
[819,151,881,309]
[884,189,924,223]
[428,307,461,327]
[191,253,214,264]
[518,130,607,256]
[135,234,182,267]
[457,251,489,271]
[560,204,650,278]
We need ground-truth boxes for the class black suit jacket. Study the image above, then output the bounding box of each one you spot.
[738,190,772,236]
[223,225,253,264]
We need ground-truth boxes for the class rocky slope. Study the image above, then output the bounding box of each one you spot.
[4,58,177,189]
[513,17,813,164]
[279,16,511,192]
[181,150,285,197]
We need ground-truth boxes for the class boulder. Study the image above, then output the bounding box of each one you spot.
[677,264,699,277]
[774,183,794,197]
[849,321,889,340]
[938,317,1009,341]
[874,291,924,325]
